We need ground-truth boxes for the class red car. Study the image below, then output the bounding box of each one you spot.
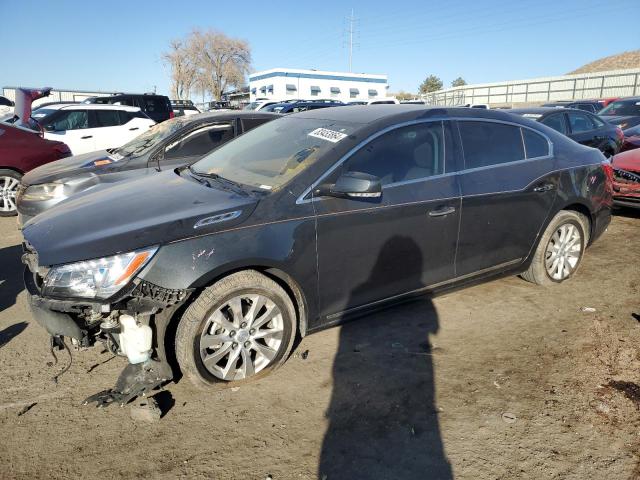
[0,123,71,216]
[611,148,640,209]
[0,88,71,216]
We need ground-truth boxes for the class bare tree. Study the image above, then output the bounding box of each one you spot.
[190,29,251,101]
[162,39,197,100]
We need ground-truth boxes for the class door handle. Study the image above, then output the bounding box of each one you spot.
[81,135,93,139]
[428,206,456,217]
[129,127,139,131]
[533,183,555,193]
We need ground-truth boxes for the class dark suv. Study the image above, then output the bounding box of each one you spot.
[85,93,173,123]
[22,106,612,405]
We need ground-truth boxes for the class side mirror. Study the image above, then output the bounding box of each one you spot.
[315,171,382,199]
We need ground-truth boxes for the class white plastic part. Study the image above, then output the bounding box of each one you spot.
[119,314,152,364]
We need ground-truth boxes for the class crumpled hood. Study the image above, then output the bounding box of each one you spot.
[23,170,259,266]
[21,150,111,186]
[612,149,640,173]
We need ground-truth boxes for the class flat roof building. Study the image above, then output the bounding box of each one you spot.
[248,68,388,103]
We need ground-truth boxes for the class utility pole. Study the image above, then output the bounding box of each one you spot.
[348,9,355,72]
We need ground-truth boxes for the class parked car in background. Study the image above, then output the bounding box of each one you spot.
[16,111,278,226]
[509,107,622,157]
[542,100,605,113]
[244,99,282,111]
[34,104,155,156]
[171,99,200,117]
[598,97,640,133]
[21,106,611,402]
[611,148,640,209]
[367,97,400,105]
[0,122,71,216]
[265,100,345,114]
[0,95,14,117]
[84,93,173,123]
[620,124,640,152]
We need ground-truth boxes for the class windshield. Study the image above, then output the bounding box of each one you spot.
[244,102,261,110]
[114,116,190,157]
[599,100,640,117]
[191,117,357,191]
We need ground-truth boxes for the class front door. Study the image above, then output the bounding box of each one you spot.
[314,120,461,320]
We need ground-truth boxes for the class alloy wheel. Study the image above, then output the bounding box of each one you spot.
[199,294,284,381]
[545,223,582,281]
[0,176,19,213]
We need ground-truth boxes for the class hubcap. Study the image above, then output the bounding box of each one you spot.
[545,223,582,281]
[0,176,19,212]
[199,294,284,381]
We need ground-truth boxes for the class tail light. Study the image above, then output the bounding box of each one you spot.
[615,127,624,142]
[601,160,615,195]
[53,143,72,158]
[169,110,175,119]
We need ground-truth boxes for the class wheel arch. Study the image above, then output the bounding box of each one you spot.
[0,166,25,175]
[558,201,593,245]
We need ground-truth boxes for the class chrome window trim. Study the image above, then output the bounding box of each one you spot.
[296,116,554,205]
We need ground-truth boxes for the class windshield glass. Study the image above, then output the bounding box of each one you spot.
[114,117,190,157]
[191,117,357,191]
[599,100,640,116]
[244,102,261,110]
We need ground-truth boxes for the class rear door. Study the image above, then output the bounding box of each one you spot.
[314,120,462,319]
[566,111,600,149]
[455,120,558,277]
[90,109,124,150]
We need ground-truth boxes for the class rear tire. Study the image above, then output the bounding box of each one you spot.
[521,210,588,285]
[0,169,22,217]
[175,270,297,389]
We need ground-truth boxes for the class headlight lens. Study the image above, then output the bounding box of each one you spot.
[43,247,158,299]
[21,182,66,201]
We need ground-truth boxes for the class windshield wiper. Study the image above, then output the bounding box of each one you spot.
[188,166,249,196]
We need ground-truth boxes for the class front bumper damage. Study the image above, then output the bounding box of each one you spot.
[613,167,640,209]
[23,250,192,407]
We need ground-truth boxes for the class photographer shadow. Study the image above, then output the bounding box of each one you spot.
[319,236,453,479]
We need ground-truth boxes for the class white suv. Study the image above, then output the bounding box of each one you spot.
[33,104,155,155]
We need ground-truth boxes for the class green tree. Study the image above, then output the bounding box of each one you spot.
[419,75,443,94]
[451,77,467,87]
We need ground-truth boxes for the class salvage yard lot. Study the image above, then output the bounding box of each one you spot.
[1,212,639,480]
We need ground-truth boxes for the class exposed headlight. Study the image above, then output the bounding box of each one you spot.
[43,247,158,299]
[21,183,66,202]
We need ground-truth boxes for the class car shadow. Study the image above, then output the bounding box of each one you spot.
[0,244,25,313]
[0,321,28,349]
[613,206,640,219]
[319,236,452,479]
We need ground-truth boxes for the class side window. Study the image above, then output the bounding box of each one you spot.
[241,118,270,134]
[142,97,167,114]
[522,128,549,158]
[458,121,524,169]
[164,124,234,161]
[0,97,12,107]
[93,110,122,127]
[45,110,89,131]
[540,114,566,134]
[591,115,605,128]
[567,112,594,133]
[343,122,446,186]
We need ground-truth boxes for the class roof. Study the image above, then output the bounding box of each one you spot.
[183,110,279,122]
[36,103,142,112]
[509,107,593,116]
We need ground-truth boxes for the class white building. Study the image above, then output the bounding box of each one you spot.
[248,68,388,103]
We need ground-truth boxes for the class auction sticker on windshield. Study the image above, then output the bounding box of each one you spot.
[308,127,348,143]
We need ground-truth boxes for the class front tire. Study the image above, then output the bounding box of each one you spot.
[521,210,587,285]
[175,270,297,388]
[0,169,22,217]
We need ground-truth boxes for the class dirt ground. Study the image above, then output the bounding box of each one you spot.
[1,210,639,480]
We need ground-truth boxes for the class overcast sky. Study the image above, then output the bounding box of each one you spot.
[2,0,638,97]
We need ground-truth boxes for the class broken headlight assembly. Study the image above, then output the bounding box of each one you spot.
[21,182,67,201]
[42,247,158,299]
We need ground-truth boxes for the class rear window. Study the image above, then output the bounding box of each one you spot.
[141,97,169,113]
[459,121,525,169]
[522,129,549,158]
